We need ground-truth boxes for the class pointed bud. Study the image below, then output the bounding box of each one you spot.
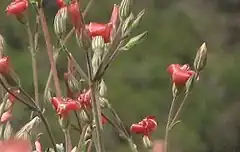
[194,42,207,72]
[119,0,132,20]
[79,110,91,124]
[99,97,110,108]
[131,9,145,29]
[185,74,195,93]
[54,7,68,38]
[99,79,107,97]
[0,34,5,57]
[121,13,134,36]
[92,36,105,51]
[120,31,148,51]
[44,87,54,103]
[143,136,153,149]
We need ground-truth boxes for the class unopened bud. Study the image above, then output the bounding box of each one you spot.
[4,121,13,140]
[54,7,68,37]
[92,36,105,51]
[0,34,5,57]
[44,87,54,103]
[119,0,132,20]
[131,9,145,29]
[185,74,195,93]
[79,110,91,124]
[142,136,153,149]
[67,74,81,93]
[99,97,110,108]
[122,13,134,36]
[99,79,107,97]
[120,31,147,51]
[194,42,207,72]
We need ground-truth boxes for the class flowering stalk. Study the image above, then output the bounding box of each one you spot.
[38,7,62,97]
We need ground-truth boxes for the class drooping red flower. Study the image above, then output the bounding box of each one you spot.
[86,22,113,43]
[130,116,157,136]
[0,57,11,75]
[51,97,81,118]
[167,64,195,86]
[6,0,28,16]
[0,139,32,152]
[67,1,82,29]
[1,110,12,123]
[77,89,91,108]
[56,0,66,8]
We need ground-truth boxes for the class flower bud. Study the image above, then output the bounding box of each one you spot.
[54,7,68,38]
[122,13,134,36]
[119,0,132,20]
[120,31,147,51]
[92,36,105,51]
[194,42,207,72]
[99,97,110,109]
[0,34,5,57]
[79,110,91,124]
[142,136,153,149]
[4,122,13,140]
[131,9,145,29]
[99,79,107,97]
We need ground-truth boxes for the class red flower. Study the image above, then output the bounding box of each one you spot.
[77,89,91,108]
[56,0,66,8]
[6,0,28,16]
[86,22,113,43]
[0,139,32,152]
[1,110,12,123]
[167,64,195,86]
[130,116,157,136]
[67,1,82,29]
[51,97,81,118]
[0,57,11,75]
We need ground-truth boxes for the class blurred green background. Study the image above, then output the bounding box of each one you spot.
[1,0,240,151]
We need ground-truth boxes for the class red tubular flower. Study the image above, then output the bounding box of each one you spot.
[167,64,195,86]
[0,57,11,75]
[86,22,113,43]
[6,0,28,16]
[51,97,81,118]
[0,139,32,152]
[1,110,12,123]
[56,0,66,8]
[68,1,82,29]
[77,89,91,108]
[130,116,157,136]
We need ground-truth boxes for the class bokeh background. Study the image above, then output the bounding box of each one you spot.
[1,0,240,151]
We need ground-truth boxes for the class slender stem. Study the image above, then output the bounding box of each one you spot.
[87,140,93,152]
[26,22,40,109]
[64,128,72,152]
[169,93,189,129]
[164,95,177,152]
[38,8,62,97]
[38,112,58,152]
[82,0,94,16]
[90,83,105,152]
[76,125,88,152]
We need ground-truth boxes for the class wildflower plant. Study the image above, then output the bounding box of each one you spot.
[0,0,208,152]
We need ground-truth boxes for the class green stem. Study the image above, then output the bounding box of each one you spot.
[64,128,72,152]
[169,93,189,130]
[164,95,177,152]
[76,125,89,152]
